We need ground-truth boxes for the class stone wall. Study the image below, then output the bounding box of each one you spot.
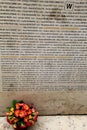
[0,0,87,115]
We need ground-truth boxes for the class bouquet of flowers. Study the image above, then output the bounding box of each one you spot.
[6,100,38,130]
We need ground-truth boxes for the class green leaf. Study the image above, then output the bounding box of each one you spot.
[6,107,11,112]
[8,115,14,119]
[12,100,17,108]
[19,100,24,103]
[32,112,36,116]
[20,121,25,125]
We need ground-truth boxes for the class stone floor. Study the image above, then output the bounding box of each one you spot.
[0,116,87,130]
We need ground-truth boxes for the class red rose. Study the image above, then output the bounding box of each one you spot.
[33,114,38,122]
[6,116,12,124]
[19,110,27,118]
[16,103,20,109]
[24,117,28,123]
[14,110,20,117]
[28,109,32,115]
[31,108,35,113]
[26,120,34,126]
[22,104,29,111]
[16,103,25,109]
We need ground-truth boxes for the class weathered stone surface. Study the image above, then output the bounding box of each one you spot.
[0,116,87,130]
[1,91,87,116]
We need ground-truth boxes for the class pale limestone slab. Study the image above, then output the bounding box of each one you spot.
[0,91,87,115]
[0,116,87,130]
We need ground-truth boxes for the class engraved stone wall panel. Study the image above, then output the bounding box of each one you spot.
[0,0,87,115]
[0,0,87,91]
